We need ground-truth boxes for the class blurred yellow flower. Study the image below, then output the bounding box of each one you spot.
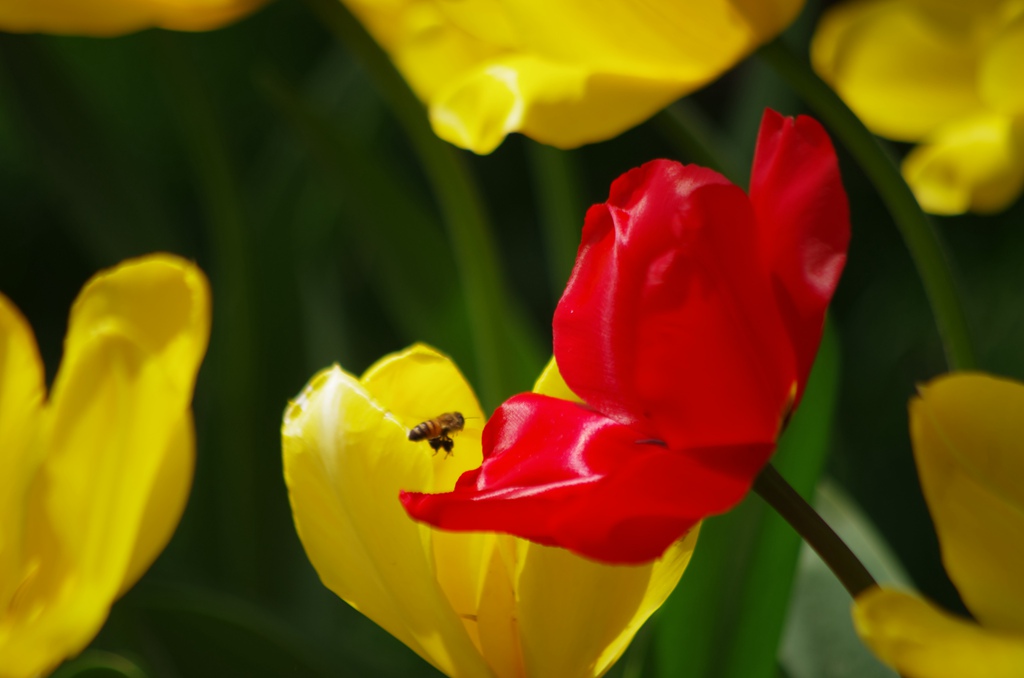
[0,254,210,678]
[0,0,267,36]
[344,0,803,153]
[813,1,1024,215]
[282,344,697,677]
[853,373,1024,677]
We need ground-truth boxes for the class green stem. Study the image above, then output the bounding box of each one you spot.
[720,321,840,678]
[653,101,745,183]
[758,38,976,371]
[304,0,543,408]
[155,33,259,593]
[526,142,584,299]
[752,464,875,597]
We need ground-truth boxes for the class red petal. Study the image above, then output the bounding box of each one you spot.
[554,159,796,451]
[401,393,774,564]
[749,109,850,402]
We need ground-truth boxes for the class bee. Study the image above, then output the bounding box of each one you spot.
[408,412,465,457]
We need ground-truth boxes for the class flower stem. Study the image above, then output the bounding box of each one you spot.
[304,0,544,409]
[526,142,584,300]
[653,101,745,184]
[753,463,875,597]
[155,33,260,593]
[757,38,976,372]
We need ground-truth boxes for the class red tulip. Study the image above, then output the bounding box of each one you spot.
[402,109,850,564]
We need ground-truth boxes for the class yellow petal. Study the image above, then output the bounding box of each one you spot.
[117,415,195,597]
[361,343,484,422]
[854,587,1024,678]
[0,258,206,676]
[281,360,493,678]
[902,114,1024,215]
[432,55,697,153]
[287,349,698,677]
[432,0,802,152]
[532,356,580,403]
[360,342,485,494]
[0,0,266,35]
[69,255,210,596]
[484,0,801,83]
[40,338,172,585]
[344,0,506,105]
[911,373,1024,632]
[473,535,524,678]
[359,344,501,666]
[901,0,1008,32]
[812,0,985,141]
[514,528,699,678]
[520,357,699,677]
[65,254,211,399]
[3,337,163,678]
[978,13,1024,115]
[349,0,802,152]
[0,295,45,620]
[0,256,209,677]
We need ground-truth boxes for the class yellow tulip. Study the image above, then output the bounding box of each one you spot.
[853,373,1024,677]
[0,0,267,36]
[0,254,210,678]
[812,1,1024,215]
[282,344,697,677]
[342,0,803,154]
